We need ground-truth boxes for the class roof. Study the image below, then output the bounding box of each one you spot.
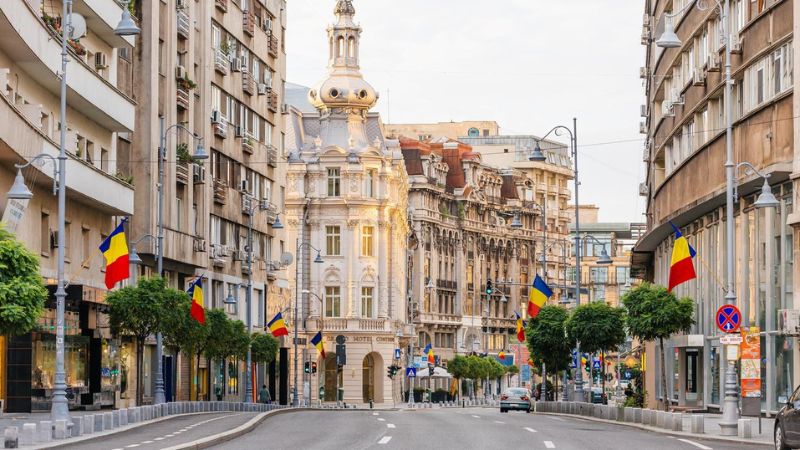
[285,82,317,114]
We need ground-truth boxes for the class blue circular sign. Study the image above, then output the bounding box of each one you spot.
[716,305,741,333]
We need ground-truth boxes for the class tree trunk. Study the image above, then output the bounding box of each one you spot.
[195,351,202,401]
[659,337,669,411]
[601,350,606,402]
[555,371,558,400]
[136,338,144,406]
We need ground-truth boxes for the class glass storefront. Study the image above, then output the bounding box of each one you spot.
[31,332,89,410]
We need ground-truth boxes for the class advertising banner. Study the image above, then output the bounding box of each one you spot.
[740,326,762,398]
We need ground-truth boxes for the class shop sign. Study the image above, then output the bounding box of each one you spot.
[719,335,742,345]
[1,197,29,233]
[740,326,762,398]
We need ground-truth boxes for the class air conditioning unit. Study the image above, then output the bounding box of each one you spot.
[260,199,271,210]
[780,310,800,336]
[94,52,108,70]
[672,89,685,105]
[730,36,743,54]
[663,101,675,117]
[233,250,247,261]
[692,68,706,86]
[638,182,649,197]
[176,0,187,8]
[211,109,222,124]
[639,66,648,79]
[642,14,650,27]
[641,28,650,45]
[640,104,648,117]
[231,58,241,72]
[193,237,206,252]
[639,122,647,134]
[175,65,186,80]
[280,103,289,114]
[234,125,245,138]
[257,83,269,95]
[240,179,250,192]
[240,57,249,73]
[707,54,721,71]
[643,145,651,162]
[242,195,253,214]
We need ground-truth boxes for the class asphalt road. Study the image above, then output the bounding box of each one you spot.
[57,412,257,450]
[210,407,768,450]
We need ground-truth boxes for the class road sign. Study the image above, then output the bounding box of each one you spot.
[716,305,742,333]
[520,364,531,382]
[720,335,743,345]
[624,370,631,380]
[394,348,401,359]
[406,367,417,378]
[592,359,601,370]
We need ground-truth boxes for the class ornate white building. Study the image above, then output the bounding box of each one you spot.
[283,0,409,404]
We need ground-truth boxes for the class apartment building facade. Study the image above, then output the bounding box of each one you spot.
[633,0,797,412]
[0,0,137,411]
[282,0,409,405]
[130,0,288,403]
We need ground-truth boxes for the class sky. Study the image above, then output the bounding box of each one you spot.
[286,0,647,223]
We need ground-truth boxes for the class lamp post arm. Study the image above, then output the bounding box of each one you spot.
[16,154,59,195]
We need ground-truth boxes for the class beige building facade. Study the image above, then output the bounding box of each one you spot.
[0,0,137,411]
[385,121,499,142]
[634,0,798,412]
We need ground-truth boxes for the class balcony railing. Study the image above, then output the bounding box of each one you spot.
[242,70,255,96]
[243,9,255,36]
[213,179,227,204]
[436,279,457,290]
[266,144,278,167]
[268,33,279,57]
[267,91,278,112]
[309,318,387,332]
[176,87,190,110]
[214,49,229,75]
[213,121,227,139]
[242,137,254,155]
[417,312,461,326]
[177,10,190,39]
[215,0,228,12]
[176,162,189,185]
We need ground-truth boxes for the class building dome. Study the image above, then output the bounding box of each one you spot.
[308,75,377,112]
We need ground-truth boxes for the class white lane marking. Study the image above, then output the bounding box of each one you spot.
[378,436,392,444]
[544,441,555,448]
[111,448,124,450]
[471,415,480,418]
[154,437,165,441]
[677,439,712,450]
[387,423,396,429]
[548,416,565,422]
[141,441,154,444]
[377,417,386,422]
[524,427,537,433]
[373,412,379,416]
[493,420,505,424]
[125,445,140,449]
[165,434,176,437]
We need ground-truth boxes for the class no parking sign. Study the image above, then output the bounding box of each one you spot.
[716,304,741,333]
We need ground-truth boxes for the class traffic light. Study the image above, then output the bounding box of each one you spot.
[387,366,395,379]
[311,362,318,374]
[485,279,493,295]
[304,361,311,374]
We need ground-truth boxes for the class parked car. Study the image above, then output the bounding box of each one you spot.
[590,387,607,404]
[500,388,532,413]
[775,386,800,449]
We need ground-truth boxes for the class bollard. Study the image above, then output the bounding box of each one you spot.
[671,412,682,431]
[20,424,35,446]
[103,412,113,430]
[691,414,704,434]
[662,412,673,430]
[112,410,120,428]
[633,407,642,423]
[71,416,83,437]
[53,420,67,439]
[641,409,651,426]
[738,419,753,439]
[624,407,633,422]
[94,414,104,432]
[4,426,18,448]
[37,421,52,443]
[120,408,128,426]
[84,415,95,435]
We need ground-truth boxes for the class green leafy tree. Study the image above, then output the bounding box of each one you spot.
[623,283,694,411]
[505,364,519,386]
[107,277,184,404]
[162,296,209,400]
[566,302,626,395]
[447,355,469,400]
[0,225,47,336]
[250,333,279,365]
[527,306,575,388]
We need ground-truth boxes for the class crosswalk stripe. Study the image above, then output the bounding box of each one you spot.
[524,427,537,433]
[544,441,555,448]
[677,438,712,450]
[387,424,396,429]
[378,436,392,445]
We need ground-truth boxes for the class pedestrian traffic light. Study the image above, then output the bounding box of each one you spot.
[304,361,311,373]
[387,366,395,379]
[485,279,493,295]
[311,362,318,374]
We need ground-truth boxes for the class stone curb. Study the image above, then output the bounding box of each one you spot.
[532,410,771,448]
[161,408,298,450]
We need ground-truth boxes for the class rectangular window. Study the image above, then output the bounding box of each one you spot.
[361,226,374,257]
[365,169,375,198]
[592,285,606,302]
[361,287,373,318]
[325,286,341,318]
[326,226,341,256]
[616,267,630,285]
[327,168,340,197]
[40,212,50,257]
[81,227,90,268]
[591,267,608,284]
[63,221,71,261]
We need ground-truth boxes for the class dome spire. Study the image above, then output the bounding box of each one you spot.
[334,0,355,16]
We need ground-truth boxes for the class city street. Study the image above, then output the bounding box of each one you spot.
[209,408,766,450]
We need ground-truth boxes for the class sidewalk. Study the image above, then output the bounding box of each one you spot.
[533,400,772,447]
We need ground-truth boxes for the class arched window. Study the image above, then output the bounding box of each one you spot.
[348,36,356,58]
[337,37,345,58]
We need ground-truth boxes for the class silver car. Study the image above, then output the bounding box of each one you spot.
[500,388,532,413]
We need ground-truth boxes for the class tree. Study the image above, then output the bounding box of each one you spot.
[250,333,279,365]
[0,225,47,336]
[623,283,694,411]
[162,297,209,400]
[447,355,469,400]
[505,364,519,386]
[107,277,184,405]
[566,302,626,396]
[526,306,575,389]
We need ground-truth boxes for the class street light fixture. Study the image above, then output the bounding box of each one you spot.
[656,0,741,435]
[529,142,547,162]
[114,1,141,36]
[128,234,153,284]
[734,162,779,209]
[292,242,324,406]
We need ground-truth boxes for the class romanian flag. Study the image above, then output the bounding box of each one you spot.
[668,222,697,292]
[99,220,129,289]
[515,311,525,343]
[527,275,552,319]
[187,277,205,324]
[423,343,434,365]
[267,312,289,337]
[311,331,326,358]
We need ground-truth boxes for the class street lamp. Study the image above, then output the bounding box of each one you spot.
[154,118,206,405]
[583,235,613,266]
[292,242,324,406]
[656,0,739,434]
[8,0,138,422]
[528,141,547,162]
[537,119,583,401]
[128,234,153,284]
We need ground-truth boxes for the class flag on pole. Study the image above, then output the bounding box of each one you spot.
[422,343,434,365]
[186,277,205,324]
[99,220,129,289]
[311,331,326,358]
[528,275,552,319]
[667,222,697,292]
[267,312,289,337]
[515,311,525,343]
